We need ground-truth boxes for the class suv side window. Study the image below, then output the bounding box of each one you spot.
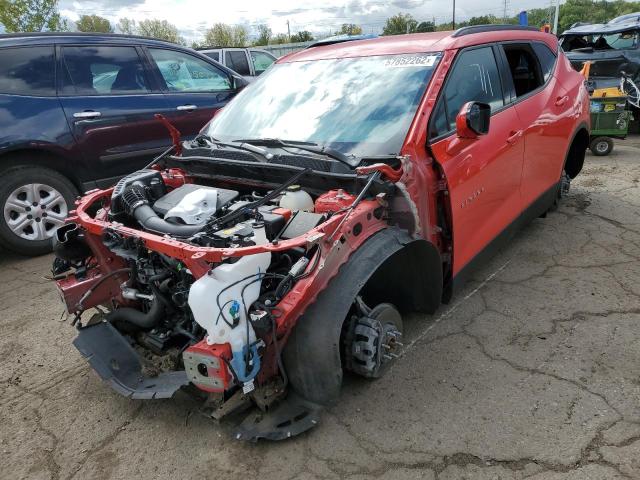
[429,46,504,139]
[149,48,232,92]
[250,50,275,75]
[531,42,557,82]
[61,46,150,95]
[203,51,220,62]
[501,44,544,97]
[225,50,251,76]
[0,46,55,96]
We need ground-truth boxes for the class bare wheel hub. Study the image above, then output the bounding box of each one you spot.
[344,300,403,378]
[3,183,67,241]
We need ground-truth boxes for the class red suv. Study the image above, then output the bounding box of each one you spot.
[52,26,590,441]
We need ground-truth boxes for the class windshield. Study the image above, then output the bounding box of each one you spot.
[561,30,639,51]
[205,53,441,158]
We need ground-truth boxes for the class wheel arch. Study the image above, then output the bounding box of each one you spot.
[0,148,84,193]
[283,227,443,405]
[564,124,589,179]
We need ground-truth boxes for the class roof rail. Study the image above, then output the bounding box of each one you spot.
[451,24,540,37]
[307,33,378,48]
[0,31,173,43]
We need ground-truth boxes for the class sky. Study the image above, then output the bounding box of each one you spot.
[58,0,560,44]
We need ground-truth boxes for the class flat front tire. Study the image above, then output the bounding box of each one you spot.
[0,166,77,256]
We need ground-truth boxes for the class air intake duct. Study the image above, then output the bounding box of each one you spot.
[121,184,202,238]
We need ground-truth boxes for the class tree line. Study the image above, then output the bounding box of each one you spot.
[2,0,640,47]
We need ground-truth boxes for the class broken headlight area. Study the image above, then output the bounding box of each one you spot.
[52,162,393,440]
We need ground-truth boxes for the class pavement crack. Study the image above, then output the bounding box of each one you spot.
[65,403,144,480]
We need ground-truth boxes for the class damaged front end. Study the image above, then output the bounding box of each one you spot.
[52,149,401,440]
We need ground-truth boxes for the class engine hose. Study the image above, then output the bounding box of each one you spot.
[131,204,203,238]
[106,284,169,330]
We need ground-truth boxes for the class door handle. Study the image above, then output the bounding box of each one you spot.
[555,95,569,107]
[73,111,101,119]
[176,104,197,111]
[506,130,522,145]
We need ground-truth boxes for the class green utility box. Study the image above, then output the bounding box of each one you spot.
[589,97,632,156]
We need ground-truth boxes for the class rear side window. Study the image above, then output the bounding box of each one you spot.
[250,50,275,75]
[531,42,557,81]
[225,50,250,76]
[149,48,232,92]
[61,46,150,95]
[0,46,55,96]
[203,51,220,62]
[501,45,544,97]
[429,46,503,138]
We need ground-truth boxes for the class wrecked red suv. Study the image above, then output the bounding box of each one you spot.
[52,26,589,441]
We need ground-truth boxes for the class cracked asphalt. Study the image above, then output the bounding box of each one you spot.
[2,137,640,480]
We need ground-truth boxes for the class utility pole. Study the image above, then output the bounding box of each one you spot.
[552,0,560,34]
[287,20,291,42]
[503,0,509,22]
[452,0,456,29]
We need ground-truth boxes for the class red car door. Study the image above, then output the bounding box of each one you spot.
[499,42,576,207]
[429,46,525,275]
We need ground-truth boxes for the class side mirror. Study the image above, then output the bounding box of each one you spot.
[232,75,249,92]
[456,102,491,139]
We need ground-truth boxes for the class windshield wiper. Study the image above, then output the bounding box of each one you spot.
[233,138,356,168]
[194,134,274,161]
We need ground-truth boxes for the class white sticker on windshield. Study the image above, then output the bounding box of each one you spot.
[385,55,438,68]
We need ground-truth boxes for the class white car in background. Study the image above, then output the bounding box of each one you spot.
[198,47,277,80]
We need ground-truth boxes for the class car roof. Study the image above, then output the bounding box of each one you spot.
[279,27,557,63]
[561,12,640,36]
[0,32,184,48]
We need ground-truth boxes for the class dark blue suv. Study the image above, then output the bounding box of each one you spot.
[0,33,247,255]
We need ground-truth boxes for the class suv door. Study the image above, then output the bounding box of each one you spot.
[224,49,252,77]
[249,49,276,75]
[429,45,525,275]
[146,47,235,139]
[57,44,170,183]
[497,42,573,207]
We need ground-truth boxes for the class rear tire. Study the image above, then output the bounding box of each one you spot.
[0,166,77,256]
[589,136,613,156]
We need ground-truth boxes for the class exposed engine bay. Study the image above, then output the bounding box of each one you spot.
[52,152,407,440]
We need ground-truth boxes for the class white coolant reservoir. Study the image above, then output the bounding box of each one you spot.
[188,222,271,382]
[279,185,314,212]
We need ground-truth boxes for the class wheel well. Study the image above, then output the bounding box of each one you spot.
[0,150,82,192]
[360,239,443,315]
[565,127,589,179]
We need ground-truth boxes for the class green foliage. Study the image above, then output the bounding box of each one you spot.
[255,24,272,46]
[385,1,640,36]
[557,0,640,32]
[0,0,68,32]
[290,30,314,42]
[339,23,362,35]
[204,23,248,47]
[116,17,136,35]
[466,15,500,26]
[415,21,435,32]
[138,19,184,45]
[270,33,290,45]
[76,14,112,33]
[383,13,418,35]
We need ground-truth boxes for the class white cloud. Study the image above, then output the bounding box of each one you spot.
[59,0,557,43]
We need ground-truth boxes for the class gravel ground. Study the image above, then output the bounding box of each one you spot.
[1,138,640,480]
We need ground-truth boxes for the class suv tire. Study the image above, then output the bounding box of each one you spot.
[0,166,77,256]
